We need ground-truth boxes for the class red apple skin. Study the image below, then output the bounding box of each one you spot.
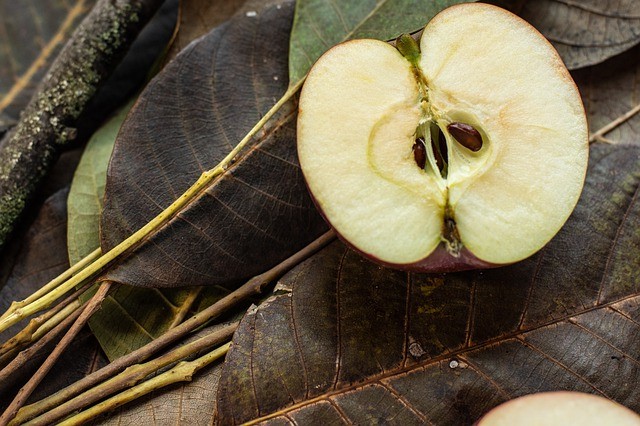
[340,233,501,273]
[307,191,502,273]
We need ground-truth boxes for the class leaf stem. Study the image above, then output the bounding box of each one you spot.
[57,342,232,426]
[0,282,112,426]
[13,230,335,424]
[0,84,301,335]
[21,323,237,425]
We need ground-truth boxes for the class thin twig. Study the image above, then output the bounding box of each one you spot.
[0,303,83,382]
[57,342,231,426]
[0,303,80,368]
[0,280,92,358]
[168,287,203,329]
[589,102,640,143]
[0,282,112,426]
[0,248,100,324]
[14,230,335,423]
[22,323,238,425]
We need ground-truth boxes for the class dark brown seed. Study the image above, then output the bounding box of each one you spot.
[447,122,483,152]
[413,138,427,169]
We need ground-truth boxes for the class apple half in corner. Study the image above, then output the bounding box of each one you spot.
[297,3,588,272]
[476,391,640,426]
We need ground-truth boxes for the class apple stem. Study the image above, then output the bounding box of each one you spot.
[395,34,420,67]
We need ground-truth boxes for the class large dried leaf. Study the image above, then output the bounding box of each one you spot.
[0,189,107,409]
[0,190,71,327]
[216,143,640,424]
[288,0,475,88]
[497,0,640,70]
[572,44,640,145]
[0,0,95,126]
[100,1,327,289]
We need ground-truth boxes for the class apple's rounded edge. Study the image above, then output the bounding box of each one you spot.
[300,183,500,273]
[431,2,590,139]
[422,2,590,149]
[420,1,590,268]
[364,243,501,274]
[473,391,640,426]
[334,226,501,274]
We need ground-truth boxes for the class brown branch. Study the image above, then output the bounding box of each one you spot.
[24,323,238,425]
[0,0,165,250]
[589,102,640,144]
[0,281,92,360]
[15,230,335,424]
[0,282,112,426]
[0,302,83,381]
[59,342,232,425]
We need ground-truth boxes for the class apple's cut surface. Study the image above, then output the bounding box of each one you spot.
[477,391,640,426]
[297,3,588,271]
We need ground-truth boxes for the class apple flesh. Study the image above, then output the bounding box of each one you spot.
[297,3,588,271]
[477,391,640,426]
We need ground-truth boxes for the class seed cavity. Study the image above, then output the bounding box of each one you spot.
[447,122,483,152]
[413,138,427,169]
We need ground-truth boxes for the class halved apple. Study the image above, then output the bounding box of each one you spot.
[297,3,588,271]
[477,392,640,426]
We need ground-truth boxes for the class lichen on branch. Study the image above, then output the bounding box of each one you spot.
[0,0,165,250]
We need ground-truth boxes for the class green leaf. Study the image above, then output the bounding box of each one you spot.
[216,143,640,424]
[68,104,132,266]
[288,0,475,88]
[67,103,228,361]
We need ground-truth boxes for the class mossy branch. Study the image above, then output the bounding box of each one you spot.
[0,0,165,251]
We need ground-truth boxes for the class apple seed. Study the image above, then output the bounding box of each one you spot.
[447,122,483,152]
[412,138,427,169]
